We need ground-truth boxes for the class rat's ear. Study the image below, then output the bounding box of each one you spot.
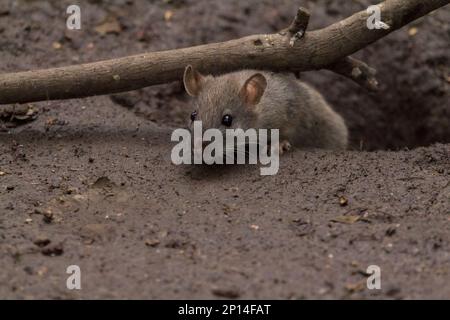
[183,65,204,97]
[240,73,267,106]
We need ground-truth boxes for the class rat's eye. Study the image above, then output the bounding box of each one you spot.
[222,114,233,127]
[190,111,197,121]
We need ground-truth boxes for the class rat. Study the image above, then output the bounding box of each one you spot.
[183,65,348,154]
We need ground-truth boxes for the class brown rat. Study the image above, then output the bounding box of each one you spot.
[183,65,348,153]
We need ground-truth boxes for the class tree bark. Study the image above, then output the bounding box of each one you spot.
[0,0,448,105]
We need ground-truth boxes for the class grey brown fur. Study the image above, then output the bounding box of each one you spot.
[184,66,348,150]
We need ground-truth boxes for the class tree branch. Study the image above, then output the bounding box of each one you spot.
[0,0,448,105]
[286,7,310,46]
[328,56,379,91]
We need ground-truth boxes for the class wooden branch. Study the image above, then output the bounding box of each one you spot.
[0,0,448,105]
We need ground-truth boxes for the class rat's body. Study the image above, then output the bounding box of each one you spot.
[183,66,348,152]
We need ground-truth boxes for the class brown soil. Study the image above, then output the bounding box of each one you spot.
[0,0,449,299]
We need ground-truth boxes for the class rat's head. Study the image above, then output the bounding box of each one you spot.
[183,65,267,133]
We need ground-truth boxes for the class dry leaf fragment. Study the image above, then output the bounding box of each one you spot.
[52,41,62,50]
[345,280,366,293]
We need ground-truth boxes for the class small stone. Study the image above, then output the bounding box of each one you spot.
[23,266,34,275]
[351,67,362,78]
[386,286,401,297]
[385,226,397,236]
[43,210,54,223]
[408,27,418,36]
[52,41,62,50]
[350,260,359,267]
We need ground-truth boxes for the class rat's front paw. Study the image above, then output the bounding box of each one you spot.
[279,140,292,155]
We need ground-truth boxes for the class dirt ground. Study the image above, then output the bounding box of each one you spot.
[0,0,449,299]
